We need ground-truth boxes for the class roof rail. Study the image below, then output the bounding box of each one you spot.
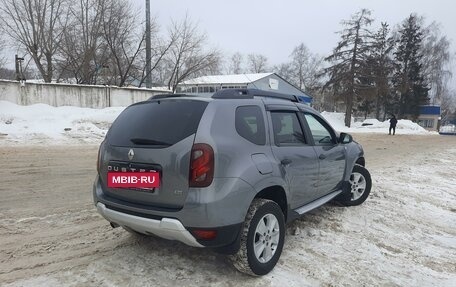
[212,88,299,102]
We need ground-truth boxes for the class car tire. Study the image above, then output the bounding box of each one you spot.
[339,164,372,206]
[228,198,285,276]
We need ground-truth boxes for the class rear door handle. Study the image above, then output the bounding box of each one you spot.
[319,154,326,160]
[281,159,292,165]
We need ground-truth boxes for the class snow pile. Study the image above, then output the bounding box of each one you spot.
[0,101,124,144]
[439,125,456,134]
[321,111,432,135]
[0,101,436,145]
[320,112,355,131]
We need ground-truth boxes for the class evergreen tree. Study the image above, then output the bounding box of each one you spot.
[369,23,395,120]
[393,14,429,119]
[324,9,373,127]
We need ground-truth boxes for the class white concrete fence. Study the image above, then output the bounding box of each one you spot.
[0,80,168,108]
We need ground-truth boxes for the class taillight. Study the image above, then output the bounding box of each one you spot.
[189,143,214,187]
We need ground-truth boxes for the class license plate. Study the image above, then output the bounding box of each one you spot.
[107,172,160,188]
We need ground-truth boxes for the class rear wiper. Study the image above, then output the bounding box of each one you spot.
[130,138,171,146]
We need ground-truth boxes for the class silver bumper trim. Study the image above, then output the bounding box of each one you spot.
[96,202,203,247]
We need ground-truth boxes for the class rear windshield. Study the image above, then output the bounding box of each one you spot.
[108,100,208,147]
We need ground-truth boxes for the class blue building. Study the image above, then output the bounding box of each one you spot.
[177,73,312,104]
[417,105,441,131]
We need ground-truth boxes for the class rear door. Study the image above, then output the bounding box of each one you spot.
[300,112,346,198]
[100,99,208,209]
[268,109,320,208]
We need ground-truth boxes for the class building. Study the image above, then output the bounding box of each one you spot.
[417,105,441,131]
[177,72,312,104]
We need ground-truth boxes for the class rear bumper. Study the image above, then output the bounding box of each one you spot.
[93,174,254,228]
[93,174,251,249]
[96,202,204,247]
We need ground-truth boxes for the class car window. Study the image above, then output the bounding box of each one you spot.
[303,113,335,145]
[108,100,208,147]
[271,112,307,146]
[235,106,266,145]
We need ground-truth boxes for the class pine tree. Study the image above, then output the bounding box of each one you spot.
[393,14,430,119]
[324,9,373,127]
[369,23,394,120]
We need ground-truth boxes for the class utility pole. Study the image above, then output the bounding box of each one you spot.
[15,55,25,81]
[145,0,152,88]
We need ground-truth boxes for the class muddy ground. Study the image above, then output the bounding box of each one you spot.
[0,134,455,286]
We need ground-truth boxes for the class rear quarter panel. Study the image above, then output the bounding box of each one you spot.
[193,100,289,208]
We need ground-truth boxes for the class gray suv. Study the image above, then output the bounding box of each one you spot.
[93,89,371,276]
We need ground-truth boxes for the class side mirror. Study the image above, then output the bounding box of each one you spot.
[339,132,353,144]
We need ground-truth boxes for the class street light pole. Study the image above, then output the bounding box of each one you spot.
[145,0,152,88]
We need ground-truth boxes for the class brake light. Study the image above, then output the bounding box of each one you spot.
[189,143,214,187]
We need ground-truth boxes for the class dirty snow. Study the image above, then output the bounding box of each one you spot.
[1,136,455,286]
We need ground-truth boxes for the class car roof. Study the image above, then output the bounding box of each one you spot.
[147,89,315,110]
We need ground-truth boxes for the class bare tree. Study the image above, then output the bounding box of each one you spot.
[57,0,110,84]
[289,43,324,92]
[0,0,68,82]
[273,43,323,100]
[420,21,452,103]
[290,43,310,90]
[227,52,244,74]
[101,0,144,87]
[136,22,176,88]
[0,35,16,80]
[0,33,7,69]
[164,16,221,92]
[274,62,294,82]
[247,53,269,73]
[440,88,456,124]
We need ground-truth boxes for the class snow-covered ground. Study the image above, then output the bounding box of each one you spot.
[0,101,435,146]
[0,100,455,286]
[1,135,455,286]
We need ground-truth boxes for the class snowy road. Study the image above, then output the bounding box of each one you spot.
[0,134,455,287]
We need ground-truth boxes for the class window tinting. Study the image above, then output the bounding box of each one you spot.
[271,112,306,146]
[304,114,334,145]
[235,106,266,145]
[108,100,208,147]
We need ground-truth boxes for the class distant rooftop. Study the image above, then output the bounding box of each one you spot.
[181,73,274,85]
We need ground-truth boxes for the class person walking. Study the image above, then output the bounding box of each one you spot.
[389,115,398,135]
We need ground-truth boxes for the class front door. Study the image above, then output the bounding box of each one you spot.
[301,113,346,198]
[269,111,320,208]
